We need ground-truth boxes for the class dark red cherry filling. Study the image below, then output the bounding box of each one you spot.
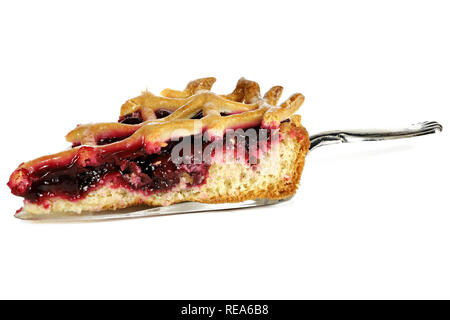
[24,138,211,204]
[119,109,175,124]
[118,111,143,124]
[154,109,173,119]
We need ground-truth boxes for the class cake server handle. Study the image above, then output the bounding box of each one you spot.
[309,121,443,151]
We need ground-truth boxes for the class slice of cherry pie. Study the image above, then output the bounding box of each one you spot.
[8,77,310,215]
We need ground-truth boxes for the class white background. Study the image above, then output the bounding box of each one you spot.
[0,0,449,299]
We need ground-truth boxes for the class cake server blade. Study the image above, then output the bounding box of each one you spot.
[14,198,291,222]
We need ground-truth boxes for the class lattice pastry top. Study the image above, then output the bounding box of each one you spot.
[15,77,305,175]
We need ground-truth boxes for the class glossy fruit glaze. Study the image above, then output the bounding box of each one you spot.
[23,138,210,204]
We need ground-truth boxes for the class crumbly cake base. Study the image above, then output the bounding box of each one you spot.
[22,120,309,215]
